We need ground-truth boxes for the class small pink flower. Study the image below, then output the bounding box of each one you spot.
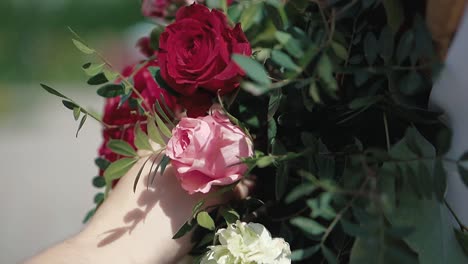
[166,106,253,194]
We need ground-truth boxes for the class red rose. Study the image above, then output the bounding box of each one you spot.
[158,3,251,96]
[98,97,141,163]
[136,37,155,58]
[99,62,178,164]
[122,61,178,112]
[178,90,213,117]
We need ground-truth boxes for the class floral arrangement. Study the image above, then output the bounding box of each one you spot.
[41,0,468,263]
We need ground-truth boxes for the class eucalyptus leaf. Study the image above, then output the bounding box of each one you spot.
[397,30,414,64]
[87,73,108,85]
[104,158,138,183]
[107,139,137,157]
[220,208,240,224]
[82,63,105,76]
[73,107,81,121]
[154,112,172,138]
[271,49,300,71]
[197,211,215,231]
[97,84,125,98]
[364,32,378,65]
[285,183,315,204]
[232,54,271,86]
[275,31,304,58]
[92,176,106,188]
[147,117,165,146]
[291,245,320,261]
[172,221,194,239]
[76,114,87,138]
[379,26,394,62]
[72,39,95,54]
[290,217,326,235]
[40,84,68,99]
[134,124,153,151]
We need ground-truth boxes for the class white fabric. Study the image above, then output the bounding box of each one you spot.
[430,5,468,223]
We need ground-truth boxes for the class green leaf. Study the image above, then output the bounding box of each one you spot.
[275,31,304,58]
[387,181,468,263]
[317,54,337,91]
[397,30,414,64]
[92,176,106,188]
[285,183,315,204]
[82,63,105,76]
[454,229,468,257]
[72,39,95,55]
[206,0,227,11]
[399,71,423,95]
[308,192,336,220]
[154,68,180,96]
[103,69,119,83]
[364,32,378,65]
[83,208,96,224]
[309,82,321,103]
[240,81,270,96]
[94,192,105,204]
[228,3,242,23]
[95,158,110,170]
[87,73,108,85]
[155,100,173,126]
[154,112,172,138]
[147,117,165,146]
[40,84,68,99]
[256,155,275,168]
[349,96,381,110]
[197,211,215,231]
[238,2,262,31]
[107,139,137,157]
[433,160,447,202]
[276,163,288,200]
[331,41,348,60]
[134,124,153,151]
[192,199,206,218]
[220,208,240,224]
[341,219,372,237]
[149,26,164,50]
[379,26,394,62]
[97,84,125,98]
[159,155,171,177]
[133,157,151,193]
[76,114,87,138]
[265,1,286,30]
[290,217,326,235]
[291,245,320,261]
[104,158,138,183]
[383,0,404,33]
[62,100,78,110]
[73,107,81,121]
[271,49,300,71]
[322,245,337,264]
[172,221,194,239]
[232,54,271,86]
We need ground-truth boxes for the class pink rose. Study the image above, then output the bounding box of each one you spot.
[166,106,253,194]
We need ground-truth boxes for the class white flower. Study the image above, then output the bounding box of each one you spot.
[201,221,291,264]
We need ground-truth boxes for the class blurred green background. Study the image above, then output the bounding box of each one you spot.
[0,0,142,83]
[0,2,150,263]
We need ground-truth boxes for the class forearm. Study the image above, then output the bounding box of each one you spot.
[25,157,197,264]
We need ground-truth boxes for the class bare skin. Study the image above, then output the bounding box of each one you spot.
[25,156,203,264]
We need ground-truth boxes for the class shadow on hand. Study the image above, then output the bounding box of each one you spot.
[97,163,199,248]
